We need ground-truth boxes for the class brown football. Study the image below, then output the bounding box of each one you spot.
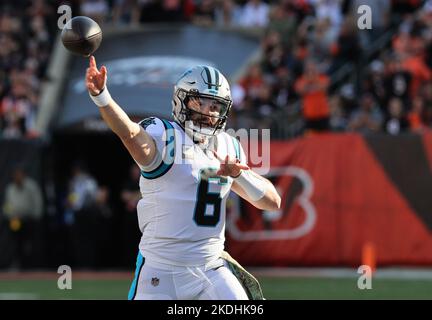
[61,16,102,57]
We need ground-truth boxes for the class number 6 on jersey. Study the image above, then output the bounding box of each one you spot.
[193,168,228,227]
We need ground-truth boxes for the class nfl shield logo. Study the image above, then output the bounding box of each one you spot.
[151,277,160,287]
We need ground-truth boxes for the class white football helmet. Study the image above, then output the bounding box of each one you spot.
[172,65,232,142]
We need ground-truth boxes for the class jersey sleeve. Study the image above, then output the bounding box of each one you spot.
[136,117,176,179]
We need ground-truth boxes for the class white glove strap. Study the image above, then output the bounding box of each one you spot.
[89,87,112,107]
[233,170,267,201]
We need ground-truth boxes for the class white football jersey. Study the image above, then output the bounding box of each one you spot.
[134,117,246,266]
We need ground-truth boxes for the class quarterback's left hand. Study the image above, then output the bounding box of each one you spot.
[213,151,249,178]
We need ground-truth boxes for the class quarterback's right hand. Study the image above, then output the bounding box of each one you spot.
[86,55,107,96]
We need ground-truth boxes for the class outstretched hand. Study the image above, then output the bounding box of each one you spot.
[86,55,107,96]
[213,151,249,178]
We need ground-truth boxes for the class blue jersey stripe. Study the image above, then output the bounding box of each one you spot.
[128,252,145,300]
[141,119,175,179]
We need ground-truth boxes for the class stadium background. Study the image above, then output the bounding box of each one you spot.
[1,0,432,299]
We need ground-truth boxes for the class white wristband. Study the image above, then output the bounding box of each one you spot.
[233,170,267,201]
[89,87,112,107]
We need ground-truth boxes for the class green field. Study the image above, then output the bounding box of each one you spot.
[0,276,431,300]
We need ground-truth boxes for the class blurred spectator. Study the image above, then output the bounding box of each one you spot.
[294,60,330,132]
[161,0,184,22]
[261,30,282,57]
[421,81,432,107]
[239,0,269,28]
[239,63,265,100]
[231,83,246,110]
[80,0,109,25]
[266,3,297,49]
[338,83,357,115]
[391,21,432,97]
[112,0,185,25]
[193,0,216,26]
[392,0,423,14]
[91,186,113,268]
[272,66,294,109]
[348,93,383,133]
[408,95,428,132]
[65,163,98,221]
[215,0,243,27]
[329,94,347,131]
[131,0,184,23]
[310,18,337,72]
[121,165,141,214]
[384,97,409,135]
[2,167,43,269]
[120,164,142,266]
[252,82,277,129]
[112,0,141,26]
[363,60,387,108]
[286,39,308,78]
[329,17,361,72]
[385,56,412,107]
[421,81,432,127]
[0,73,38,138]
[65,163,99,268]
[392,23,415,57]
[231,95,258,130]
[261,43,286,75]
[402,53,432,98]
[312,0,343,34]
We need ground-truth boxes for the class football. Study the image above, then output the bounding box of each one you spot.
[61,16,102,57]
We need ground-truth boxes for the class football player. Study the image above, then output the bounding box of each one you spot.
[85,56,281,300]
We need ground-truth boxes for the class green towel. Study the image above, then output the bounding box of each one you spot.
[221,251,265,300]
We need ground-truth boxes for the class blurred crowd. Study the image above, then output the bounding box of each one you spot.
[0,161,141,269]
[0,0,58,139]
[2,0,431,139]
[229,0,432,136]
[77,0,431,136]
